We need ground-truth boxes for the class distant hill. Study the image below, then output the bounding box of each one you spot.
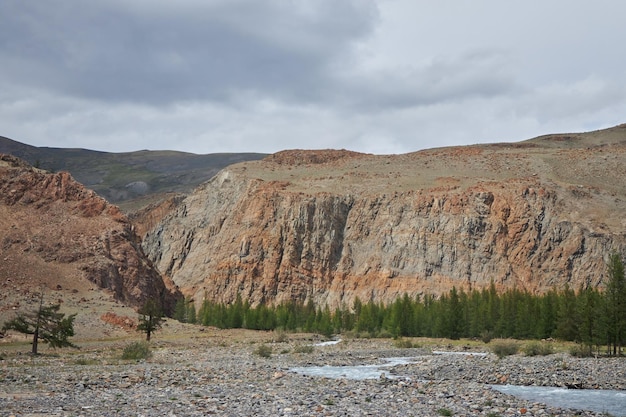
[0,136,267,212]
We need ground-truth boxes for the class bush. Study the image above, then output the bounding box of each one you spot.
[292,344,314,354]
[393,338,415,348]
[273,330,289,343]
[121,341,152,360]
[523,341,554,356]
[491,340,519,358]
[253,343,273,358]
[74,358,100,365]
[480,330,494,344]
[569,344,595,358]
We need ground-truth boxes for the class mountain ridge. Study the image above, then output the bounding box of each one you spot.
[142,124,626,308]
[0,135,267,211]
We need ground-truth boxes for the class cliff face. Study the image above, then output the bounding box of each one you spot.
[0,154,180,312]
[143,127,626,307]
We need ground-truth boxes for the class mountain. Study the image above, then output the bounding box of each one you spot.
[142,125,626,308]
[0,136,267,212]
[0,154,181,328]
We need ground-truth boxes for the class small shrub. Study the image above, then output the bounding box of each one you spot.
[376,329,393,339]
[480,330,494,344]
[491,340,519,358]
[293,344,314,354]
[569,344,594,358]
[274,330,289,343]
[121,341,152,360]
[393,338,414,349]
[253,343,272,358]
[437,408,453,416]
[523,341,554,356]
[74,358,100,365]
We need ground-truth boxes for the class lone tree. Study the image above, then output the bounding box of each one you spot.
[2,292,77,354]
[137,299,164,341]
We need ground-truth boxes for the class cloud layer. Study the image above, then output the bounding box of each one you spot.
[1,0,625,154]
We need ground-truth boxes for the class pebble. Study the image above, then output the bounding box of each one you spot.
[0,339,623,416]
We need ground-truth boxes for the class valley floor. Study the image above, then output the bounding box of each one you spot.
[1,326,624,417]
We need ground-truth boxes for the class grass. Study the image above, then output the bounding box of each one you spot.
[73,357,100,365]
[121,341,152,360]
[522,341,554,356]
[569,343,597,358]
[437,408,453,416]
[292,344,315,354]
[393,338,417,348]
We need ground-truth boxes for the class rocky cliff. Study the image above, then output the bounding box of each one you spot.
[143,126,626,307]
[0,154,180,313]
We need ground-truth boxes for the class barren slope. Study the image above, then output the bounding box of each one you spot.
[0,155,181,336]
[143,125,626,307]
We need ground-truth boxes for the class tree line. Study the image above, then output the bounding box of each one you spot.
[175,254,626,356]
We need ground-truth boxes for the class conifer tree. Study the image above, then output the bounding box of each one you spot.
[137,299,164,341]
[604,253,626,355]
[2,292,77,354]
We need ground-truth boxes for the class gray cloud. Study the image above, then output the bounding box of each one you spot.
[0,0,625,154]
[1,0,377,104]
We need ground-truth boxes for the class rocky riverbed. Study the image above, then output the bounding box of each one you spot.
[1,329,624,416]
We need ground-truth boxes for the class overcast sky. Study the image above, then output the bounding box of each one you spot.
[1,1,625,155]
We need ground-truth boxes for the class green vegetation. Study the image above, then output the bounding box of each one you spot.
[137,299,164,341]
[253,343,272,358]
[491,340,519,358]
[292,344,315,354]
[177,255,626,356]
[393,338,417,349]
[173,297,197,324]
[121,341,152,360]
[1,292,77,354]
[522,341,554,356]
[437,408,453,416]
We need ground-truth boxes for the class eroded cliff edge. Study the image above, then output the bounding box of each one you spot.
[0,154,180,312]
[143,126,626,307]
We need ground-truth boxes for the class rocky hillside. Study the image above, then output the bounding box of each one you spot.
[0,135,267,212]
[0,154,181,321]
[143,125,626,308]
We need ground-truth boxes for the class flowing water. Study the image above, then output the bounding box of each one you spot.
[291,352,626,415]
[492,385,626,416]
[290,357,415,380]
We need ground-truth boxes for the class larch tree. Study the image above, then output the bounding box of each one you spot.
[604,253,626,356]
[137,299,164,341]
[2,292,77,354]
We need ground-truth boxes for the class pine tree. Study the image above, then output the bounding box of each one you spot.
[578,285,602,355]
[2,292,77,354]
[604,253,626,355]
[137,299,164,341]
[173,297,187,322]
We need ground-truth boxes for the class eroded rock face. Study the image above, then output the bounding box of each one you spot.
[143,128,626,307]
[0,154,180,312]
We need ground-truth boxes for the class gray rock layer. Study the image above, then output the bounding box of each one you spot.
[143,166,625,307]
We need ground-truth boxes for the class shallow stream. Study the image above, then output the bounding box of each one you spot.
[289,351,626,416]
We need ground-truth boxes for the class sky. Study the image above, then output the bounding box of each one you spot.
[1,0,625,155]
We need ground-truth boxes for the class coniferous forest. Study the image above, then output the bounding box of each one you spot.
[173,254,626,355]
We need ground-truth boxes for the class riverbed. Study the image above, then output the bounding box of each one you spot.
[1,331,624,416]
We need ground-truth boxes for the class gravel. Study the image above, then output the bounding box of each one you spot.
[1,336,624,417]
